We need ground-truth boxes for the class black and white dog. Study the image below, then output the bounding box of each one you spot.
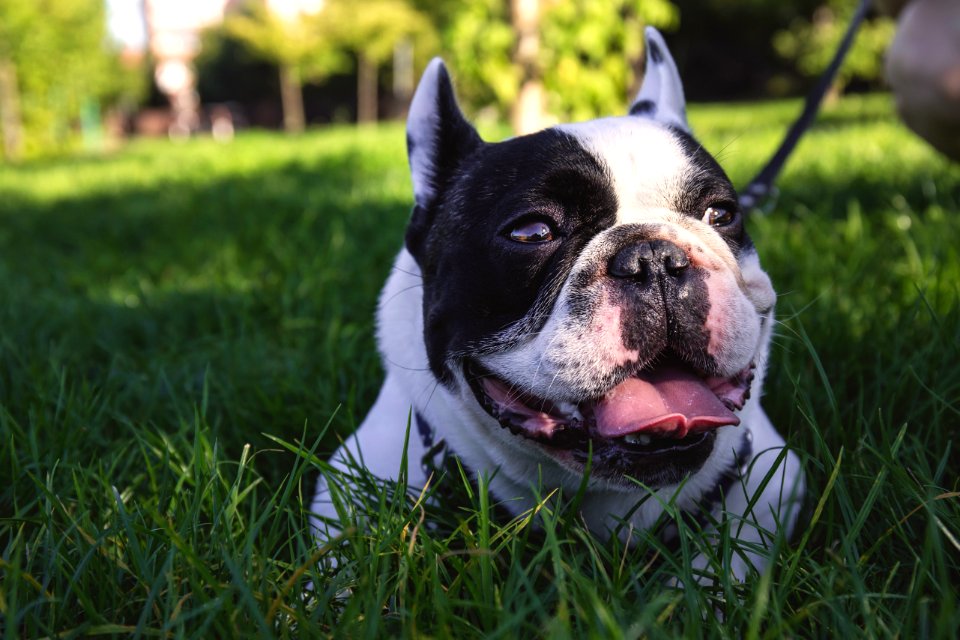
[313,28,804,576]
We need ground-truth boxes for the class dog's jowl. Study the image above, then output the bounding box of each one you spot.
[313,28,804,577]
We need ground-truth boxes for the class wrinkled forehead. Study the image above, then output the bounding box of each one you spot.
[556,116,730,214]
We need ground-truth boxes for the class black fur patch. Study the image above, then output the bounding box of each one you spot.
[629,99,657,117]
[415,129,619,382]
[648,39,664,64]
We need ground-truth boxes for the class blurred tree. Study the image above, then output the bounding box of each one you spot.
[774,0,895,96]
[0,0,125,159]
[511,0,543,134]
[195,26,280,108]
[442,0,679,130]
[225,1,347,132]
[442,0,517,121]
[543,0,679,123]
[324,0,437,123]
[0,1,28,159]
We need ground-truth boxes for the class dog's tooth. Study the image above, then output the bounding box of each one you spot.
[623,433,652,446]
[555,401,582,421]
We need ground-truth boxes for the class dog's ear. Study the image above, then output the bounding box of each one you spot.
[628,27,689,132]
[406,58,482,210]
[405,59,482,265]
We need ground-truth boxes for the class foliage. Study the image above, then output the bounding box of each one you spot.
[222,0,437,125]
[224,0,437,80]
[195,25,281,105]
[444,0,680,122]
[223,1,348,83]
[442,0,518,115]
[1,95,959,636]
[773,0,896,91]
[0,0,136,158]
[542,0,680,122]
[323,0,438,67]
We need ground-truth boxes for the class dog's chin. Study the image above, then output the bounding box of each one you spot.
[465,356,756,487]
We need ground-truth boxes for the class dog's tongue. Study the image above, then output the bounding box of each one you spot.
[593,364,739,439]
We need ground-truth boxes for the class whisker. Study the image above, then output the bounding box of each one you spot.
[392,266,423,279]
[384,356,431,373]
[382,283,424,306]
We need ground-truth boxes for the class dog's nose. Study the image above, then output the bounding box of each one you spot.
[608,239,690,281]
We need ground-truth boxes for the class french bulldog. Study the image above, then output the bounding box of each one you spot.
[313,28,804,577]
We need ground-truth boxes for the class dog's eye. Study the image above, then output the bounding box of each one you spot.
[704,205,736,227]
[509,220,555,243]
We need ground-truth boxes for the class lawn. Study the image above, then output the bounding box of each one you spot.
[1,94,958,637]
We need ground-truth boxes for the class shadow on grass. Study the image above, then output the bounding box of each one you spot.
[0,152,410,488]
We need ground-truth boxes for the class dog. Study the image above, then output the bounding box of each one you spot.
[312,28,804,577]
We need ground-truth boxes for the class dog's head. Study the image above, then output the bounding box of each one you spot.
[390,29,776,493]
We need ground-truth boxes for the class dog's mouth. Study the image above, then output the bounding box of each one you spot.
[466,357,754,479]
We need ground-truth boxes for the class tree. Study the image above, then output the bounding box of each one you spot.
[542,0,679,123]
[323,0,437,124]
[225,1,347,132]
[442,0,680,133]
[443,0,518,122]
[0,0,118,159]
[511,0,544,134]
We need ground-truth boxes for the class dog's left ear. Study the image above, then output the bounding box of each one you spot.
[406,58,482,210]
[405,58,482,264]
[628,27,689,132]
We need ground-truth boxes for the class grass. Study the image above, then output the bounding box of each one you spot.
[1,93,958,637]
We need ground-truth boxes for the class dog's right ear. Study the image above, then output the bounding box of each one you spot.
[406,58,482,211]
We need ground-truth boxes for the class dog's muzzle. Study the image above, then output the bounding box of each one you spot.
[465,355,754,484]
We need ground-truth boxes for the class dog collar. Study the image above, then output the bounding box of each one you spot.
[415,411,450,480]
[696,427,754,514]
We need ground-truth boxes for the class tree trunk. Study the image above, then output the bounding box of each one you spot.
[357,54,378,124]
[393,40,415,117]
[279,63,305,133]
[0,57,23,161]
[511,0,545,135]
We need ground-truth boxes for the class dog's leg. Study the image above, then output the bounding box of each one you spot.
[720,409,805,579]
[310,374,427,537]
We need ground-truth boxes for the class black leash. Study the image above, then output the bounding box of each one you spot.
[739,0,873,211]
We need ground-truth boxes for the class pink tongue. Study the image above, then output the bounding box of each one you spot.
[593,364,739,439]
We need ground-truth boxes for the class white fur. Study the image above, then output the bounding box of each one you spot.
[407,58,445,207]
[558,117,691,216]
[631,27,689,131]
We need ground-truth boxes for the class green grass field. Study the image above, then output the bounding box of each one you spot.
[2,94,959,637]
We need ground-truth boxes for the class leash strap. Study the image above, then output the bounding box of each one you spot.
[739,0,873,211]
